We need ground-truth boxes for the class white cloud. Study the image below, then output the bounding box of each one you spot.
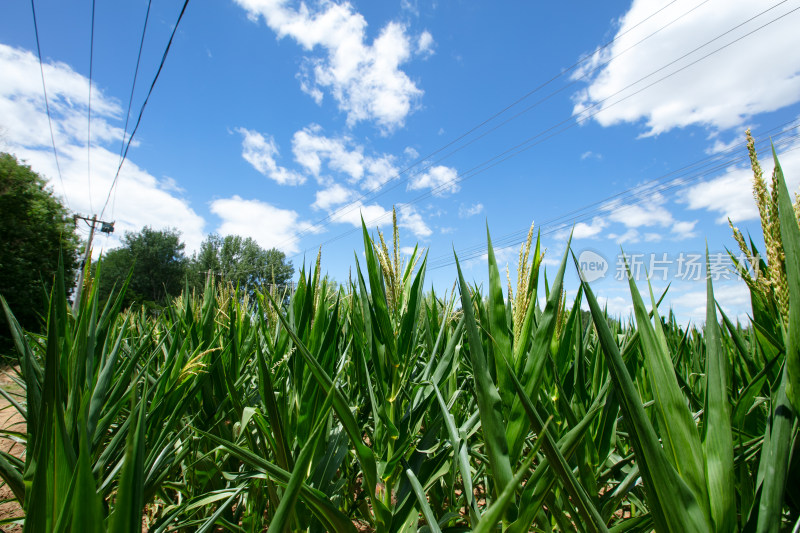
[417,31,435,57]
[603,191,699,239]
[673,282,751,324]
[397,203,432,238]
[210,196,320,255]
[705,136,740,155]
[459,202,484,218]
[605,193,674,228]
[332,202,431,239]
[400,0,419,17]
[329,201,391,228]
[672,220,698,239]
[292,125,363,181]
[363,154,399,190]
[313,182,355,210]
[235,0,425,131]
[291,125,400,189]
[574,0,800,135]
[0,43,206,252]
[582,294,634,319]
[409,165,459,195]
[608,228,640,244]
[475,245,517,271]
[237,127,305,185]
[683,137,800,223]
[568,217,607,239]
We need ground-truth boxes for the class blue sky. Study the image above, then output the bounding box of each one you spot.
[2,0,800,323]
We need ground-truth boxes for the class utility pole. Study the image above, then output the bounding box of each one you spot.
[72,214,114,313]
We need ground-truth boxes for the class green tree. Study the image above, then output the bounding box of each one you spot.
[97,226,188,306]
[189,234,294,295]
[0,153,80,353]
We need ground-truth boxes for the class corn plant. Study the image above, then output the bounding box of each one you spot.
[0,139,797,532]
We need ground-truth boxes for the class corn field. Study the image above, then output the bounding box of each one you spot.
[0,147,798,532]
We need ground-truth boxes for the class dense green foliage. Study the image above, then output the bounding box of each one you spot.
[0,149,797,531]
[95,228,295,308]
[95,226,189,307]
[189,233,294,295]
[0,152,79,354]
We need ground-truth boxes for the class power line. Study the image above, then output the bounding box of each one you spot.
[269,0,714,253]
[87,0,97,213]
[114,0,153,220]
[374,124,800,270]
[430,123,800,265]
[427,126,800,271]
[287,0,797,260]
[99,0,191,219]
[427,118,800,266]
[30,0,69,210]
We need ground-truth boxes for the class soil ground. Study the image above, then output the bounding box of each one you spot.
[0,366,24,533]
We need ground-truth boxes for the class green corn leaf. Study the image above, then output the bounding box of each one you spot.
[485,226,514,413]
[255,342,293,471]
[752,363,795,533]
[405,468,442,533]
[771,146,800,413]
[702,253,735,533]
[196,486,246,533]
[432,381,478,518]
[268,389,334,533]
[624,256,709,511]
[262,289,386,525]
[360,219,395,361]
[199,430,356,533]
[578,252,710,533]
[500,351,609,533]
[472,420,550,533]
[25,280,76,533]
[506,235,572,462]
[454,251,514,496]
[71,409,104,533]
[108,382,148,533]
[0,453,23,509]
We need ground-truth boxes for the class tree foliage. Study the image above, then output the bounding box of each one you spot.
[0,153,79,351]
[96,226,188,306]
[189,233,294,295]
[94,230,295,308]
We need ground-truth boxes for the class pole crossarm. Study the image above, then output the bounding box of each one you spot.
[72,214,114,312]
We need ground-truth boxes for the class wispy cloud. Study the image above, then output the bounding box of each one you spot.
[603,192,697,239]
[292,124,401,189]
[458,202,483,218]
[237,127,305,185]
